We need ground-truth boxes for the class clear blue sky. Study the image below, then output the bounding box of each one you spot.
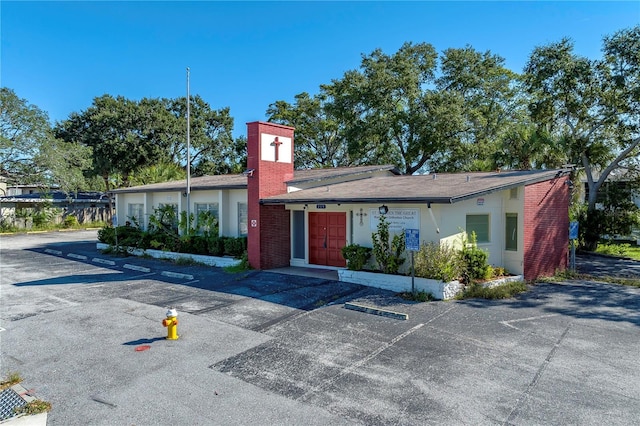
[2,1,638,138]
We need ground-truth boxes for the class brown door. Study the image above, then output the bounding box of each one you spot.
[309,212,346,267]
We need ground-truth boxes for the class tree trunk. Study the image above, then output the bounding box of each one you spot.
[582,207,602,252]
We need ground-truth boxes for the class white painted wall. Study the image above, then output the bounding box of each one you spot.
[285,186,526,275]
[115,188,249,237]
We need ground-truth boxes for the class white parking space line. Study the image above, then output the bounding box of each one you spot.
[500,314,559,330]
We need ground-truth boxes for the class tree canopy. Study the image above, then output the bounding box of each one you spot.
[268,42,521,174]
[523,25,640,249]
[0,87,92,192]
[54,94,239,191]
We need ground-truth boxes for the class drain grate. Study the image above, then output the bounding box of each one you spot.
[0,387,27,421]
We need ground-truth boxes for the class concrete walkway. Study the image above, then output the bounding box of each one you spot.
[268,266,339,281]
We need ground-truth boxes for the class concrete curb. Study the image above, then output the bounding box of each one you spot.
[92,258,116,266]
[123,264,151,273]
[161,271,194,280]
[42,248,196,281]
[67,253,88,260]
[344,302,408,320]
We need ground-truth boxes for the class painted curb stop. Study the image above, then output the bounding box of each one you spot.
[344,302,408,320]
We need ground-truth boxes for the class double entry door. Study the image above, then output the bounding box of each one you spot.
[308,212,346,267]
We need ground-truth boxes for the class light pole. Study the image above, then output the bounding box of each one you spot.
[186,67,191,232]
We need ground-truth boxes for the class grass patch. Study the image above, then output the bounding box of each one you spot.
[595,241,640,261]
[223,253,251,273]
[0,221,108,234]
[398,290,435,302]
[0,372,22,391]
[223,263,250,273]
[1,373,52,416]
[174,256,206,266]
[14,400,52,415]
[456,281,528,300]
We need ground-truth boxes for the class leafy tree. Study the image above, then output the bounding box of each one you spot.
[271,43,519,174]
[192,135,247,176]
[524,25,640,249]
[267,92,351,169]
[55,94,165,192]
[128,162,186,186]
[1,87,92,192]
[332,42,456,175]
[322,69,398,167]
[35,138,93,193]
[0,87,49,181]
[167,96,236,176]
[435,46,523,171]
[494,124,566,170]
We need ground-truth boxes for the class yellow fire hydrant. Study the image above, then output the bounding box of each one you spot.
[162,308,179,340]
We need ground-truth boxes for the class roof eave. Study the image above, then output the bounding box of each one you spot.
[261,196,454,205]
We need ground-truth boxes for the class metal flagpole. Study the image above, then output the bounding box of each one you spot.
[186,67,191,232]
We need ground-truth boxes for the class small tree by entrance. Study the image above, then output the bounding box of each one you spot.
[371,215,406,274]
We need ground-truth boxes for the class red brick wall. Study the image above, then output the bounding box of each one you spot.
[259,205,291,269]
[523,176,570,280]
[246,122,294,269]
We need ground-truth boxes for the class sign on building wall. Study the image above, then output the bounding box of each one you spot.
[370,208,420,232]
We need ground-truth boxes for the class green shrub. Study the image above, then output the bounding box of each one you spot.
[32,208,59,228]
[341,244,372,270]
[207,236,225,256]
[484,265,495,280]
[461,232,489,283]
[117,226,147,248]
[414,242,464,282]
[224,237,247,257]
[62,215,79,228]
[372,215,405,274]
[97,226,115,244]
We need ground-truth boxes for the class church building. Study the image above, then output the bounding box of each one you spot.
[112,121,570,281]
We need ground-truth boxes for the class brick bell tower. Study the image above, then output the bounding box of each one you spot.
[246,122,295,269]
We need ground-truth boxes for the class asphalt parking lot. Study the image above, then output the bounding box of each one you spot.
[1,230,640,425]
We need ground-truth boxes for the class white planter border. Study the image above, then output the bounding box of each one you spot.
[337,270,524,300]
[338,270,463,300]
[96,243,241,268]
